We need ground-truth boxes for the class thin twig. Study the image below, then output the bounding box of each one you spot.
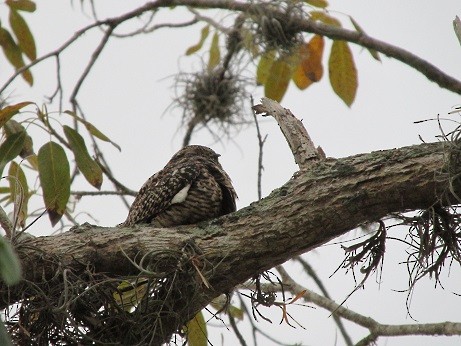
[251,96,267,200]
[228,312,247,346]
[296,257,353,346]
[72,190,135,197]
[70,25,115,105]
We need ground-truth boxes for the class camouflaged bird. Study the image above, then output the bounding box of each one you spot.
[121,145,237,227]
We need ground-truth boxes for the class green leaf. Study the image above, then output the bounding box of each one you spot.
[0,237,22,285]
[0,102,33,128]
[186,311,207,346]
[0,27,32,85]
[6,0,36,12]
[63,126,103,189]
[256,50,276,85]
[8,161,29,227]
[349,16,381,61]
[185,25,210,55]
[304,0,329,8]
[4,120,34,158]
[0,319,13,346]
[328,40,358,107]
[208,32,220,71]
[0,187,10,194]
[0,130,26,177]
[37,142,70,226]
[264,55,293,102]
[9,9,36,61]
[63,111,121,151]
[241,28,259,57]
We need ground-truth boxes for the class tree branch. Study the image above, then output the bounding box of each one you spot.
[2,0,459,97]
[275,266,461,343]
[172,0,461,95]
[2,141,458,334]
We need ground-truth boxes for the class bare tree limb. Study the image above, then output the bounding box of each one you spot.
[275,266,461,343]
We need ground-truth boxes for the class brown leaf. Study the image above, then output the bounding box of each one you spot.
[293,35,324,90]
[0,102,33,128]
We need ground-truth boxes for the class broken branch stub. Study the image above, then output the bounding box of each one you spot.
[253,98,324,169]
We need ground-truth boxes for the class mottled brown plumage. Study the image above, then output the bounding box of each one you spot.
[121,145,237,227]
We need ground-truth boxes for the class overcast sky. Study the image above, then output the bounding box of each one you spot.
[2,1,461,345]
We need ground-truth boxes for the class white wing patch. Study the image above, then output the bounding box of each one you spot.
[171,184,191,204]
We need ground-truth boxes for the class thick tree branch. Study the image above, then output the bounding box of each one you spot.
[2,141,457,323]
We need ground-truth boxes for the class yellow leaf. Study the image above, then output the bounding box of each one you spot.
[264,55,293,102]
[186,311,207,346]
[113,279,148,312]
[309,11,341,27]
[185,25,210,55]
[349,16,381,62]
[37,142,70,226]
[0,101,33,128]
[328,40,358,107]
[292,35,324,90]
[304,0,329,8]
[256,50,276,85]
[208,32,220,71]
[9,9,36,61]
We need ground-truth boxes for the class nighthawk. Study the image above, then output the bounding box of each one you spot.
[121,145,237,227]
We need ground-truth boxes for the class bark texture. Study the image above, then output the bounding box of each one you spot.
[2,141,457,343]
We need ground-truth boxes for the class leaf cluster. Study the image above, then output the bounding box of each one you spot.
[0,0,37,85]
[184,2,377,110]
[0,103,118,227]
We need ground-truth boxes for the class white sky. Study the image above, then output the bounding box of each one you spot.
[1,1,461,345]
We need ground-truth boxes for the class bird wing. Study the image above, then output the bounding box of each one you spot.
[122,164,200,225]
[207,165,237,214]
